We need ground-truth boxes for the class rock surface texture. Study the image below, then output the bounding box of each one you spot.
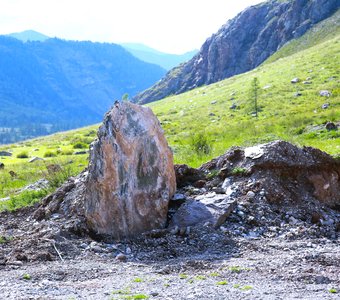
[133,0,339,104]
[84,101,176,239]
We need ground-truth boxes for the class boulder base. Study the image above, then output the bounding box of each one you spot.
[84,102,176,239]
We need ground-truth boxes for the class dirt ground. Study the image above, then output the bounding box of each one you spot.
[0,211,339,300]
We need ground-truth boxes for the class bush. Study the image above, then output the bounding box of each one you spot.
[44,151,57,158]
[16,151,29,159]
[73,142,88,149]
[61,149,74,156]
[190,132,211,155]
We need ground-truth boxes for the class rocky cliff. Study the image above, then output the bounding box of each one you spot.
[133,0,340,104]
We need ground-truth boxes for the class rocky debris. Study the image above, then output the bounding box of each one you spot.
[85,101,176,240]
[319,90,331,97]
[322,103,330,109]
[174,164,205,188]
[133,0,339,104]
[28,156,44,163]
[0,151,12,156]
[291,78,300,83]
[1,140,339,268]
[19,179,49,192]
[325,122,337,131]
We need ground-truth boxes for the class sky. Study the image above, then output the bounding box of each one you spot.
[0,0,264,54]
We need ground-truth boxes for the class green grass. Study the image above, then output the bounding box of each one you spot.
[148,33,340,166]
[0,126,93,210]
[216,281,228,285]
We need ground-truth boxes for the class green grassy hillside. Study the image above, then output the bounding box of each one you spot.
[0,22,339,210]
[150,34,339,166]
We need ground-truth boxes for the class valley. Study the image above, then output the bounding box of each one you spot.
[0,1,339,299]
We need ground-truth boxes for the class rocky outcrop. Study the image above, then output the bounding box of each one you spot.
[84,102,176,240]
[133,0,340,104]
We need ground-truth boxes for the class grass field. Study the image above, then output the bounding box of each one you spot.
[0,14,339,210]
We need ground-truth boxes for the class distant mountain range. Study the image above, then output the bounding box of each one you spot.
[7,30,198,71]
[0,36,166,143]
[121,43,198,70]
[133,0,340,104]
[7,30,49,42]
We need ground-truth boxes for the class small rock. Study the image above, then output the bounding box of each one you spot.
[209,113,216,116]
[210,100,217,104]
[321,103,330,109]
[222,178,232,190]
[0,151,12,157]
[294,92,302,97]
[214,187,226,194]
[303,81,312,84]
[8,261,23,266]
[150,292,159,297]
[172,193,186,201]
[263,85,271,89]
[194,180,206,188]
[115,253,127,262]
[170,226,179,235]
[126,247,132,255]
[315,275,331,284]
[319,90,331,97]
[74,151,87,155]
[230,103,237,110]
[247,191,256,199]
[325,122,337,131]
[289,216,298,225]
[28,157,44,163]
[291,78,300,83]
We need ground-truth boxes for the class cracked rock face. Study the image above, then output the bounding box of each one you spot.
[84,102,176,239]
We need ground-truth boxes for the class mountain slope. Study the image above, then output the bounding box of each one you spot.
[121,43,197,70]
[0,37,166,144]
[7,30,50,42]
[133,0,340,104]
[2,24,338,170]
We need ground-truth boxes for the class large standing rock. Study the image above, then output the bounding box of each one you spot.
[84,102,176,239]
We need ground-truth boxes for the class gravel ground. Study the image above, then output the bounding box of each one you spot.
[1,236,339,300]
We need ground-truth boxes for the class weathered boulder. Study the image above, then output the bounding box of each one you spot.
[84,102,176,239]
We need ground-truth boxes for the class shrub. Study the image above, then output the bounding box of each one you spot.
[190,132,211,155]
[73,142,88,149]
[61,149,74,156]
[16,151,29,159]
[44,150,57,158]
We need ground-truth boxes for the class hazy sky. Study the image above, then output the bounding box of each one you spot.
[0,0,264,54]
